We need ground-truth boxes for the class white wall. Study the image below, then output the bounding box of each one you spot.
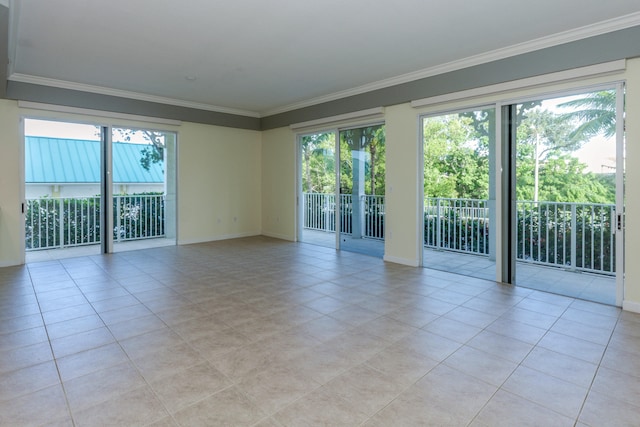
[622,59,640,311]
[261,127,297,241]
[177,122,262,244]
[383,103,421,266]
[0,100,23,266]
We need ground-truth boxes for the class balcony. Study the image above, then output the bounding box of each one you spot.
[303,193,617,305]
[25,194,169,259]
[303,193,385,240]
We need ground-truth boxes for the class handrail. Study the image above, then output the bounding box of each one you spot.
[302,193,384,240]
[25,194,165,251]
[302,193,616,275]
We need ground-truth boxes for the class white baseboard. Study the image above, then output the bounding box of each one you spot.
[383,255,420,267]
[622,299,640,313]
[0,260,23,268]
[177,231,261,246]
[261,231,295,241]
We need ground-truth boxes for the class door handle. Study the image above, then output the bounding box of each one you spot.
[617,213,623,231]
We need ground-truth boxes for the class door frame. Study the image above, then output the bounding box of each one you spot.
[417,81,626,306]
[296,129,340,249]
[500,83,626,306]
[615,82,625,306]
[418,104,500,282]
[296,122,385,252]
[22,117,179,258]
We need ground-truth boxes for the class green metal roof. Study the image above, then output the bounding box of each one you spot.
[25,136,164,183]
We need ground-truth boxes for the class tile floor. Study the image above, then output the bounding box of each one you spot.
[302,229,616,305]
[1,236,639,426]
[25,237,177,263]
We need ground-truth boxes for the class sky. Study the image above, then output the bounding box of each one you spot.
[574,136,616,173]
[541,95,617,173]
[24,119,152,144]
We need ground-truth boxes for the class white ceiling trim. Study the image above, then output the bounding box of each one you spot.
[8,73,261,118]
[290,107,385,131]
[410,60,626,108]
[6,0,21,78]
[262,11,640,117]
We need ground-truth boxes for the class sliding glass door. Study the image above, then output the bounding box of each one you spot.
[420,86,624,306]
[422,107,497,281]
[338,125,385,257]
[24,119,177,261]
[111,128,177,252]
[509,87,624,305]
[298,131,338,250]
[24,119,103,260]
[298,124,386,258]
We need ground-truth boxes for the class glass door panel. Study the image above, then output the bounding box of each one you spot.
[512,89,622,305]
[422,108,496,281]
[299,132,338,249]
[111,128,177,252]
[24,119,102,261]
[338,125,385,258]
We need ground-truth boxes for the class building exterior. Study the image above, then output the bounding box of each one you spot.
[25,136,165,198]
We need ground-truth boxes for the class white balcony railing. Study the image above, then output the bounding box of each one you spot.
[25,194,165,251]
[303,193,616,275]
[424,198,489,256]
[515,200,616,275]
[302,193,384,240]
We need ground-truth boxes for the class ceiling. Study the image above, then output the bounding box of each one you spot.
[7,0,640,117]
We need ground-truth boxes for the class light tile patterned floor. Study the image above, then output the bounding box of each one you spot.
[303,229,616,305]
[1,236,638,426]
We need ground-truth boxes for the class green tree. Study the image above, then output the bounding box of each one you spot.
[423,114,489,199]
[339,125,385,195]
[558,89,616,141]
[516,107,615,204]
[462,101,540,146]
[516,109,582,201]
[537,155,615,203]
[301,132,336,193]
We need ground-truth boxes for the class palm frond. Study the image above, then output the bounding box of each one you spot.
[558,91,616,140]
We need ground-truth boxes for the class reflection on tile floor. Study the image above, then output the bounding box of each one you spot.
[302,229,616,305]
[300,230,385,258]
[1,236,638,426]
[25,237,177,263]
[424,250,616,306]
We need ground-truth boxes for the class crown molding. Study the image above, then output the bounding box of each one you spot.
[261,12,640,117]
[8,73,262,118]
[6,0,20,78]
[289,107,384,130]
[410,60,626,109]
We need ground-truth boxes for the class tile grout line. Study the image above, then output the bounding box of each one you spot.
[572,309,623,427]
[25,259,77,427]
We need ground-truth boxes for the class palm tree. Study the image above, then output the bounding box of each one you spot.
[558,90,616,141]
